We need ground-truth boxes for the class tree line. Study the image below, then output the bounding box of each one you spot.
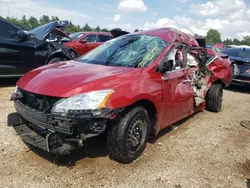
[1,15,111,33]
[1,15,250,45]
[198,29,250,46]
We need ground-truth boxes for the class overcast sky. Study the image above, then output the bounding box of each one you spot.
[0,0,250,39]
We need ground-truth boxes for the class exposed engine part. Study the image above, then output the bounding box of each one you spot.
[187,53,211,106]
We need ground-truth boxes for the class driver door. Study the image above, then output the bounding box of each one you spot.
[160,44,194,128]
[77,34,98,55]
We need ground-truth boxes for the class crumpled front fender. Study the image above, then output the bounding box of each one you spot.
[206,55,232,91]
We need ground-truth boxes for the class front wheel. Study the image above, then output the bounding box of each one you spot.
[206,83,223,112]
[107,107,149,163]
[69,50,77,59]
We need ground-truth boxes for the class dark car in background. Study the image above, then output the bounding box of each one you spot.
[222,47,250,86]
[64,31,113,56]
[0,18,73,78]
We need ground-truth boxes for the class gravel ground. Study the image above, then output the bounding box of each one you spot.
[0,80,250,188]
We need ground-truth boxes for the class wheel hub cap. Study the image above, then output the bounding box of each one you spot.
[127,119,143,151]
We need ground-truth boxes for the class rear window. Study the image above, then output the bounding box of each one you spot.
[222,48,250,58]
[98,34,111,42]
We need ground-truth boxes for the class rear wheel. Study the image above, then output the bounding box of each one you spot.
[206,83,223,112]
[107,107,149,163]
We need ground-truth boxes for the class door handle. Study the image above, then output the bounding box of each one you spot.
[161,76,168,81]
[183,80,192,83]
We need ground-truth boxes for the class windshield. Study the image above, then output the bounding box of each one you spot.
[78,34,167,68]
[69,32,84,40]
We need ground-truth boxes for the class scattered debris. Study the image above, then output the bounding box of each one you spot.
[240,120,250,130]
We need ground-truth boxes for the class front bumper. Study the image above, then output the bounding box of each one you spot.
[12,120,74,154]
[11,100,113,154]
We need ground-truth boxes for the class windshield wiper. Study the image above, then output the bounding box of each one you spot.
[105,37,140,65]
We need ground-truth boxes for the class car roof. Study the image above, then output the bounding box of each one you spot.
[224,47,250,51]
[83,31,112,36]
[134,27,199,47]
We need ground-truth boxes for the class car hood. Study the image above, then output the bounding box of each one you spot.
[28,20,69,40]
[17,61,141,98]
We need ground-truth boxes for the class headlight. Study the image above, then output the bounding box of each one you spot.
[10,86,21,101]
[51,89,114,115]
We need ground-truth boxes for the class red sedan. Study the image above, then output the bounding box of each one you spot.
[64,31,113,56]
[10,28,232,163]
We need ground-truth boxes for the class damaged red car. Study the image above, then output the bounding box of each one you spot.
[10,28,232,163]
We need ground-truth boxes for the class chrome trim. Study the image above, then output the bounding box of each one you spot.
[232,79,250,83]
[183,80,192,83]
[161,77,168,81]
[0,65,16,69]
[161,67,189,81]
[0,74,23,78]
[206,55,217,66]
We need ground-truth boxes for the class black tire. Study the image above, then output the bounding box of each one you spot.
[206,83,223,112]
[69,50,77,59]
[47,57,64,64]
[107,107,149,163]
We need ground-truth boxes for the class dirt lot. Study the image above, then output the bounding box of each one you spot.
[0,81,250,188]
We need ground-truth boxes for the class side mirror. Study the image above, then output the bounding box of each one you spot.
[79,39,87,44]
[16,30,28,42]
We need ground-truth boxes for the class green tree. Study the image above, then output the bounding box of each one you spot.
[77,25,82,31]
[82,24,92,31]
[101,28,109,32]
[95,25,100,32]
[134,29,139,32]
[223,38,233,45]
[20,15,29,29]
[28,16,39,29]
[66,21,82,33]
[51,16,59,21]
[205,29,222,43]
[39,15,50,25]
[233,38,240,45]
[5,16,20,26]
[243,36,250,45]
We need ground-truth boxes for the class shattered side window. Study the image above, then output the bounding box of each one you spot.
[79,35,168,68]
